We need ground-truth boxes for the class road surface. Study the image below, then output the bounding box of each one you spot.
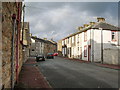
[36,56,118,88]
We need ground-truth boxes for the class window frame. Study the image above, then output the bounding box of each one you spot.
[111,31,117,42]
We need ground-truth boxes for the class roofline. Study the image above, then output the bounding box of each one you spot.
[62,22,120,40]
[31,36,57,45]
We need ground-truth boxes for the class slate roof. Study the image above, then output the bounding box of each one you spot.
[63,21,119,40]
[92,22,120,30]
[31,36,57,45]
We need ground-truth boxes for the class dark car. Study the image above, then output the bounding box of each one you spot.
[46,53,54,59]
[36,55,45,62]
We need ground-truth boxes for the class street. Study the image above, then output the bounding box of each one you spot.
[36,56,118,88]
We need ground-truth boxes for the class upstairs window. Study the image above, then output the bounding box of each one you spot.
[77,34,79,43]
[68,38,69,44]
[111,31,117,41]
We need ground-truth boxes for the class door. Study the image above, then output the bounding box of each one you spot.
[80,47,82,59]
[70,47,71,57]
[88,45,91,61]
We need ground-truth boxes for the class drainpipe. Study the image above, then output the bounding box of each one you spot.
[92,29,94,62]
[16,2,21,84]
[11,14,16,89]
[100,28,103,63]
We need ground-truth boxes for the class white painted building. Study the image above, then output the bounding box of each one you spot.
[30,37,45,56]
[62,18,120,65]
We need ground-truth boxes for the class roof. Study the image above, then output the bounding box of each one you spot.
[31,36,57,45]
[92,22,120,30]
[63,21,119,40]
[63,25,93,39]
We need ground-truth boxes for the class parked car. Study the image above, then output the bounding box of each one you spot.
[36,55,45,62]
[53,52,58,56]
[46,53,54,59]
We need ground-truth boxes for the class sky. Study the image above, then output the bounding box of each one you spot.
[24,1,118,42]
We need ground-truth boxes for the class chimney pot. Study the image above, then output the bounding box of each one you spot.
[44,38,47,40]
[97,17,105,22]
[84,24,89,28]
[78,26,83,31]
[90,22,96,25]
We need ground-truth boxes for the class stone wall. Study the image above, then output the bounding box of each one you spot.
[2,2,23,88]
[44,41,57,57]
[22,22,31,62]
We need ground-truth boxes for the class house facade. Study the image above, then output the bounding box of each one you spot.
[62,18,120,65]
[30,36,45,56]
[57,40,62,56]
[22,22,31,63]
[30,36,57,57]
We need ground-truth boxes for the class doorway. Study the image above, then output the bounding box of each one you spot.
[88,45,91,61]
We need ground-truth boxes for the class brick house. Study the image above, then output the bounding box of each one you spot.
[62,18,120,65]
[1,2,25,89]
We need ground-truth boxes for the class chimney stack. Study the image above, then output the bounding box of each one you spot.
[84,24,89,28]
[78,26,83,31]
[97,17,105,22]
[89,22,96,25]
[44,38,47,40]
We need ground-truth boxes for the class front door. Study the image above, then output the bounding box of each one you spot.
[88,45,91,61]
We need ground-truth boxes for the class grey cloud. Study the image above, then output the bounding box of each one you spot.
[25,2,118,41]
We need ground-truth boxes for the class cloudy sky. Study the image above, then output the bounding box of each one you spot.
[24,1,118,42]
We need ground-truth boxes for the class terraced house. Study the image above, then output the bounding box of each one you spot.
[62,18,120,65]
[30,36,57,57]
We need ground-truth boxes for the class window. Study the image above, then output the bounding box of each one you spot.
[32,49,34,51]
[84,31,87,41]
[84,46,87,57]
[111,31,117,41]
[77,34,79,43]
[68,38,69,44]
[78,47,79,51]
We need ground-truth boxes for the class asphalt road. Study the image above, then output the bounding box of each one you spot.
[37,56,118,88]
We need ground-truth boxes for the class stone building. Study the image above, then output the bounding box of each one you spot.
[22,22,31,63]
[2,2,24,89]
[57,40,62,56]
[30,36,57,57]
[62,17,120,65]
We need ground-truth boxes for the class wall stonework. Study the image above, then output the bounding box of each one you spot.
[2,2,23,88]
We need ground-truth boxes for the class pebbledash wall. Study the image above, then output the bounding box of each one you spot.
[2,2,23,88]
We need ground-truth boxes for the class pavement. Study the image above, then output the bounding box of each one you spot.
[14,57,52,89]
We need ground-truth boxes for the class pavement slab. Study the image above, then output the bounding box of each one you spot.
[14,57,52,89]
